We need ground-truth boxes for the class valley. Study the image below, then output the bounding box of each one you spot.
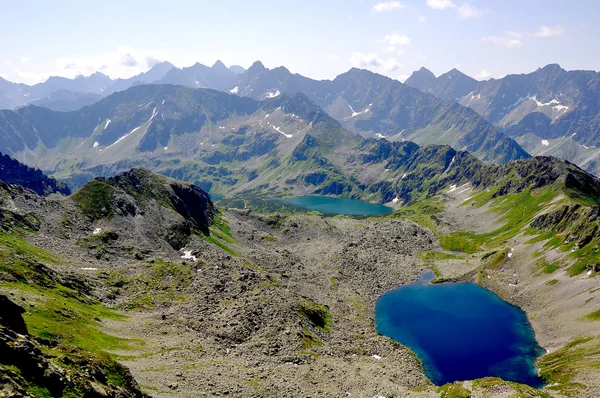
[2,156,600,397]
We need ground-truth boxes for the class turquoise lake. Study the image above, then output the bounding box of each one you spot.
[375,272,546,387]
[278,196,393,216]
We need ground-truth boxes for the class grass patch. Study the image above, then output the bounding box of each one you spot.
[437,382,471,398]
[585,309,600,320]
[439,232,481,253]
[0,232,139,353]
[102,260,195,311]
[301,328,323,349]
[213,213,232,238]
[390,196,444,232]
[537,259,560,274]
[546,279,559,286]
[4,282,136,352]
[298,298,331,331]
[71,179,115,219]
[204,235,238,256]
[260,234,278,242]
[538,336,600,395]
[0,231,59,264]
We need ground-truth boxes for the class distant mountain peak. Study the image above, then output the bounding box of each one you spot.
[152,61,174,69]
[249,61,266,71]
[538,63,564,74]
[211,60,228,71]
[273,66,290,74]
[405,67,437,90]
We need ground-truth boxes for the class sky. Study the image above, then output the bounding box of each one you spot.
[1,0,599,84]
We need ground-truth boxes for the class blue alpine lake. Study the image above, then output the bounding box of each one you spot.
[278,196,393,216]
[375,272,546,387]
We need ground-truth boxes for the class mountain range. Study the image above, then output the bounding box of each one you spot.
[0,80,529,195]
[0,61,245,111]
[5,60,600,182]
[405,64,600,176]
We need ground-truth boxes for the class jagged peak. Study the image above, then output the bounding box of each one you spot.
[416,66,435,76]
[272,65,291,74]
[537,63,564,74]
[441,68,475,80]
[211,60,228,70]
[248,60,266,71]
[150,61,175,69]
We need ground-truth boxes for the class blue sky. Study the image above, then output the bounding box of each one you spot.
[1,0,598,84]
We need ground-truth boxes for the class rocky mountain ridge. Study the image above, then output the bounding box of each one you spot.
[0,60,245,111]
[0,83,529,195]
[229,64,528,164]
[405,64,600,176]
[0,152,70,196]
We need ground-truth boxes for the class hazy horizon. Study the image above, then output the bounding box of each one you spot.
[2,0,599,84]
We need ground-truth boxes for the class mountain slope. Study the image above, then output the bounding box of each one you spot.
[0,83,534,198]
[0,152,70,195]
[232,64,528,164]
[0,84,340,191]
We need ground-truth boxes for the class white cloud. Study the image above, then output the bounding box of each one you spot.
[7,68,50,84]
[482,35,523,48]
[378,33,412,47]
[397,74,410,82]
[383,58,402,71]
[20,56,30,63]
[426,0,482,19]
[418,15,427,22]
[372,1,405,13]
[534,25,566,38]
[457,3,482,19]
[55,46,166,79]
[350,52,401,71]
[426,0,455,10]
[476,68,492,80]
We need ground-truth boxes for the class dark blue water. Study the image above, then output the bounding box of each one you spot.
[278,196,392,216]
[375,272,546,387]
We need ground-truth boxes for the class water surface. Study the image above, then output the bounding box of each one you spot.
[278,196,392,216]
[375,272,546,387]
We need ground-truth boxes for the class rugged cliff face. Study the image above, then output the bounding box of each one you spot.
[0,152,70,196]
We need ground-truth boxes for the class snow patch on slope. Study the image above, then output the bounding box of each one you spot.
[267,122,293,138]
[105,108,157,150]
[345,103,373,119]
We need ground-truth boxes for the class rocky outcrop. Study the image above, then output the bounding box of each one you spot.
[0,152,70,196]
[0,294,27,334]
[72,168,216,251]
[531,204,600,249]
